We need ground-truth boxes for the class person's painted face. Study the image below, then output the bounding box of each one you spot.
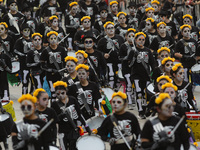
[38,93,49,108]
[49,34,58,45]
[84,38,93,49]
[10,3,17,11]
[164,61,173,73]
[55,90,66,100]
[159,51,170,61]
[82,19,91,29]
[145,20,152,30]
[183,18,192,25]
[23,28,30,37]
[77,69,88,81]
[71,5,78,14]
[51,0,56,5]
[24,11,31,18]
[160,98,174,117]
[76,53,85,64]
[0,25,6,36]
[127,32,135,43]
[160,15,167,22]
[175,68,184,81]
[106,24,115,36]
[112,96,125,113]
[52,18,58,27]
[135,35,145,47]
[118,14,126,24]
[66,60,76,73]
[158,79,168,92]
[129,6,135,14]
[152,4,159,12]
[182,27,190,38]
[21,100,35,117]
[158,24,166,34]
[100,10,108,18]
[111,4,118,12]
[164,87,176,101]
[33,36,42,47]
[146,10,154,18]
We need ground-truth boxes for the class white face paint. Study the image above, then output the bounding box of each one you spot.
[82,19,91,29]
[84,38,93,49]
[76,53,85,65]
[145,20,152,30]
[49,34,58,45]
[135,35,145,47]
[100,10,108,18]
[152,4,159,12]
[175,68,184,82]
[77,69,88,81]
[129,7,135,14]
[158,24,166,34]
[127,32,135,43]
[159,51,170,61]
[33,36,42,47]
[21,100,35,117]
[55,90,66,100]
[160,98,174,117]
[51,0,56,5]
[164,61,173,73]
[111,4,118,12]
[52,19,58,27]
[71,6,78,14]
[38,93,49,108]
[182,27,190,38]
[24,11,31,18]
[10,3,17,11]
[146,10,154,18]
[66,60,76,73]
[106,24,115,36]
[0,25,6,36]
[112,96,125,113]
[118,14,126,24]
[23,28,30,37]
[164,87,176,101]
[158,79,168,92]
[183,18,192,25]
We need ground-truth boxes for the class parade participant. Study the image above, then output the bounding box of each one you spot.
[119,28,136,109]
[98,91,141,150]
[40,31,67,102]
[107,1,119,25]
[27,33,45,90]
[75,50,88,65]
[14,23,33,94]
[11,94,50,150]
[141,93,190,150]
[151,0,160,21]
[160,57,175,78]
[65,2,81,50]
[97,21,124,89]
[51,81,90,150]
[127,32,156,119]
[0,0,7,22]
[171,63,198,112]
[174,24,199,82]
[68,64,101,120]
[34,88,58,146]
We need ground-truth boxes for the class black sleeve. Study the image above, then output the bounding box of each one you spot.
[93,83,101,110]
[141,120,154,142]
[179,120,190,149]
[130,114,141,138]
[149,37,158,51]
[98,51,107,76]
[97,116,111,141]
[148,49,156,71]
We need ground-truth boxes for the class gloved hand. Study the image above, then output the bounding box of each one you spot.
[108,138,116,146]
[18,129,30,141]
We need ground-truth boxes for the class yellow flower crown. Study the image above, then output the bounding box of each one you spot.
[32,33,43,38]
[161,57,175,65]
[47,31,58,37]
[151,0,160,5]
[157,22,166,27]
[75,50,88,58]
[18,94,37,104]
[33,88,46,97]
[112,91,127,99]
[157,47,170,54]
[162,82,178,91]
[127,28,136,33]
[180,24,191,31]
[145,7,154,12]
[81,16,91,22]
[110,1,118,6]
[69,2,78,7]
[75,64,89,71]
[49,15,58,21]
[65,56,78,63]
[53,81,68,88]
[104,21,114,28]
[155,93,170,104]
[183,14,192,20]
[117,12,127,17]
[0,22,8,28]
[135,32,146,38]
[146,18,155,23]
[172,63,183,71]
[156,75,172,83]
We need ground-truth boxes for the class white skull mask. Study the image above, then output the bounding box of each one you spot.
[157,79,168,92]
[183,18,192,25]
[23,28,30,37]
[164,61,173,73]
[159,51,170,61]
[112,96,125,113]
[164,87,176,101]
[146,10,154,18]
[49,34,58,45]
[66,60,76,73]
[21,100,35,117]
[84,38,93,49]
[33,36,42,47]
[77,69,88,81]
[118,14,126,24]
[182,27,190,38]
[106,24,115,35]
[111,4,118,12]
[71,6,78,14]
[160,98,174,117]
[158,24,166,34]
[0,24,6,36]
[52,19,58,27]
[152,4,159,12]
[82,19,91,29]
[129,7,136,14]
[10,3,17,11]
[176,68,184,82]
[100,10,108,18]
[127,32,135,43]
[135,35,145,47]
[145,20,152,30]
[76,53,85,65]
[55,90,66,100]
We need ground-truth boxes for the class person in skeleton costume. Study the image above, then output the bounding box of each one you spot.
[67,64,101,120]
[127,32,156,119]
[178,14,200,42]
[74,16,100,50]
[161,0,176,13]
[34,88,59,146]
[107,1,119,25]
[14,23,33,94]
[26,33,45,90]
[126,2,141,30]
[171,63,198,112]
[115,12,130,38]
[0,0,7,22]
[44,15,67,47]
[97,21,124,89]
[150,22,174,58]
[40,31,67,102]
[151,0,160,21]
[98,91,141,150]
[65,2,81,50]
[141,93,190,150]
[11,94,50,150]
[159,10,178,40]
[160,57,175,78]
[119,28,136,109]
[174,24,199,82]
[51,81,89,150]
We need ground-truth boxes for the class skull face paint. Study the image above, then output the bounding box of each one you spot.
[160,98,174,117]
[51,0,56,5]
[129,7,136,14]
[106,24,115,36]
[0,25,6,36]
[164,61,173,73]
[127,32,135,43]
[38,93,49,108]
[118,14,126,24]
[66,60,76,73]
[71,6,78,14]
[49,34,58,45]
[159,51,170,61]
[55,90,66,100]
[158,24,166,34]
[24,11,31,19]
[76,53,85,64]
[52,18,58,27]
[10,3,17,11]
[111,4,118,12]
[183,18,192,25]
[100,10,108,18]
[23,28,30,37]
[21,100,35,117]
[77,69,88,81]
[82,19,91,29]
[176,68,184,82]
[135,35,145,47]
[152,4,159,12]
[146,10,154,18]
[158,79,168,92]
[164,87,176,101]
[33,35,42,47]
[112,96,125,113]
[182,27,190,38]
[84,38,93,49]
[145,20,152,30]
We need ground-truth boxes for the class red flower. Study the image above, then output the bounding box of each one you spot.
[81,35,84,39]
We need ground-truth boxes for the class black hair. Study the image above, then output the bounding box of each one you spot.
[55,85,68,92]
[36,91,47,99]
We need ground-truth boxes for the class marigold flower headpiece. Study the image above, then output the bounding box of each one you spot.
[155,93,170,104]
[75,64,89,71]
[135,32,146,38]
[65,56,78,63]
[162,83,178,91]
[180,24,191,31]
[0,22,8,28]
[53,81,68,88]
[18,94,37,104]
[157,47,170,54]
[145,7,154,12]
[127,28,136,33]
[47,31,58,37]
[151,0,160,5]
[156,75,172,83]
[146,18,154,23]
[104,21,114,28]
[49,15,58,21]
[81,16,91,22]
[183,14,192,20]
[69,2,78,7]
[117,12,127,17]
[172,63,183,71]
[157,22,166,27]
[110,1,118,6]
[33,88,46,97]
[75,50,88,58]
[161,57,175,65]
[32,33,43,38]
[112,91,127,99]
